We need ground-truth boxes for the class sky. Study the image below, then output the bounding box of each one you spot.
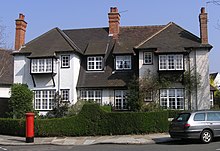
[0,0,219,73]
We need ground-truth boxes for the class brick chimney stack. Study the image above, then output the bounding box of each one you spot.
[108,7,120,39]
[15,13,27,50]
[199,7,208,44]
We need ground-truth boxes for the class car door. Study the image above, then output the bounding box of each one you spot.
[206,112,220,136]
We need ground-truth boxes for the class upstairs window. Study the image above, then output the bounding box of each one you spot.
[144,52,153,65]
[87,56,103,71]
[159,54,183,70]
[116,55,131,70]
[31,58,55,73]
[61,55,70,68]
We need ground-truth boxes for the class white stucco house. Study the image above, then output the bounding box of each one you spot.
[13,7,212,114]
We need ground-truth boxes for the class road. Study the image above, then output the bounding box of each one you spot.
[1,139,220,151]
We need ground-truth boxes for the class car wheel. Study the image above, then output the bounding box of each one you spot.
[200,130,213,144]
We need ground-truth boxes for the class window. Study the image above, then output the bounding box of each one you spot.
[31,58,55,73]
[87,56,103,70]
[116,56,131,70]
[80,90,102,104]
[34,90,55,110]
[61,89,69,102]
[61,55,70,68]
[207,112,220,121]
[144,52,153,64]
[194,113,205,121]
[159,54,183,70]
[115,90,127,110]
[210,92,214,107]
[144,91,152,102]
[160,89,184,110]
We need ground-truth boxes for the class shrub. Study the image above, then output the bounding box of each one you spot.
[0,103,169,137]
[8,84,34,119]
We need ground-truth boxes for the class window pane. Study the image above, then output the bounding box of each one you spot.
[87,56,103,70]
[34,90,55,110]
[207,112,220,121]
[61,89,69,101]
[159,55,167,70]
[176,55,183,70]
[116,56,131,70]
[194,113,205,121]
[168,55,175,70]
[144,52,152,64]
[46,59,52,72]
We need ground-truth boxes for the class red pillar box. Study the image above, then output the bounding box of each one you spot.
[25,112,35,143]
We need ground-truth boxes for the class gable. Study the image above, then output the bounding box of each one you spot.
[135,22,211,53]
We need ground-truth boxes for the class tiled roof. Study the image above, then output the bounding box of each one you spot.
[0,49,13,85]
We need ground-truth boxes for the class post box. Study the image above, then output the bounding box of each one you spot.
[25,112,35,143]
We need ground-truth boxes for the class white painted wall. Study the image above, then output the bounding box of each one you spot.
[0,87,11,98]
[13,52,81,114]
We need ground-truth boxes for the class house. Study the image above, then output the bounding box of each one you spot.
[210,72,220,90]
[0,49,13,117]
[13,7,212,115]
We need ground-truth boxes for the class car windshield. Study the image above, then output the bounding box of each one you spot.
[174,113,191,122]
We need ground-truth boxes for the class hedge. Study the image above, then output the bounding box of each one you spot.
[0,103,168,137]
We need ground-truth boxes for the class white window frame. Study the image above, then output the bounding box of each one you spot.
[61,55,70,68]
[160,89,184,110]
[159,54,183,70]
[115,90,127,110]
[116,55,131,70]
[144,52,153,65]
[61,89,69,102]
[34,90,55,110]
[31,58,55,73]
[80,90,102,104]
[87,56,103,71]
[210,91,214,107]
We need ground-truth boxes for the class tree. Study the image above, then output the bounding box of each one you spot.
[8,84,34,119]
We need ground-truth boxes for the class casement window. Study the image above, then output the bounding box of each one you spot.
[87,56,103,70]
[31,58,56,73]
[115,90,127,110]
[61,89,69,102]
[210,91,214,107]
[61,55,70,68]
[34,90,55,110]
[116,55,131,70]
[144,91,153,102]
[80,90,102,104]
[159,54,183,70]
[160,89,184,110]
[144,52,153,65]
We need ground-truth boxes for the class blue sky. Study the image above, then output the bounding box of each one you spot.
[0,0,219,72]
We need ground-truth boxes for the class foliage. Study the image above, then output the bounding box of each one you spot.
[8,84,34,119]
[0,103,169,137]
[141,102,163,112]
[66,100,86,117]
[46,91,69,118]
[184,70,201,93]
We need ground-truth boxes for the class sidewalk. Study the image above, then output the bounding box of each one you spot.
[0,133,173,146]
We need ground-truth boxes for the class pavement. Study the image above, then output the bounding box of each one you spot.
[0,133,173,146]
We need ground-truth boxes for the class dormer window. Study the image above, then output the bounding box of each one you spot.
[116,55,131,70]
[159,54,183,70]
[87,56,103,71]
[31,58,56,73]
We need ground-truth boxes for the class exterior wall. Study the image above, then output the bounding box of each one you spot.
[189,49,210,110]
[214,73,220,90]
[13,52,81,114]
[139,51,158,78]
[0,87,11,98]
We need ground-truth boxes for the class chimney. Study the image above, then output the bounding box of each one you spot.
[15,13,27,50]
[108,7,120,39]
[199,7,208,44]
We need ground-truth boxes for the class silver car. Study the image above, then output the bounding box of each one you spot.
[169,110,220,143]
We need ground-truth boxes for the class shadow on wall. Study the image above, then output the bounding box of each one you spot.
[0,98,9,118]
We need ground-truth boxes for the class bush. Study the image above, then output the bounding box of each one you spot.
[0,103,168,137]
[8,84,34,119]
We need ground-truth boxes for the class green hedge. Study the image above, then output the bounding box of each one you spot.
[0,104,168,137]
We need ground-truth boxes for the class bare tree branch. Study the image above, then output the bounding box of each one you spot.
[207,0,220,5]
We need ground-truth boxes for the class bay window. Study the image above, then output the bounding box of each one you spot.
[159,54,183,70]
[31,58,56,73]
[160,89,184,110]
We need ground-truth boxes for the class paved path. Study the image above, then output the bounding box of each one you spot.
[0,133,172,146]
